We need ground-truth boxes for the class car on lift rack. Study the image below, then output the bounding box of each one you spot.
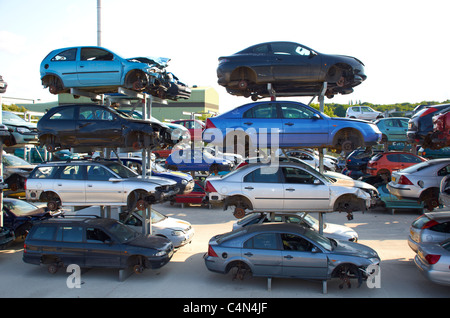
[39,46,191,101]
[165,148,234,173]
[203,100,382,154]
[387,159,450,211]
[25,160,178,212]
[217,41,366,100]
[431,109,450,149]
[0,75,7,94]
[374,117,409,142]
[2,152,35,191]
[2,111,39,147]
[37,104,176,152]
[205,161,372,219]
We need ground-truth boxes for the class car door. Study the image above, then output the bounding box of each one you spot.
[384,119,405,141]
[54,225,86,267]
[76,105,123,147]
[55,165,86,204]
[242,233,282,277]
[279,103,329,146]
[240,103,282,148]
[77,47,122,85]
[280,233,328,279]
[84,226,122,267]
[242,166,284,211]
[48,48,78,87]
[270,43,312,81]
[85,165,125,204]
[281,166,330,211]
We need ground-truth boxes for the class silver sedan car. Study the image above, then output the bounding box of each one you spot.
[408,212,450,253]
[25,160,178,211]
[387,159,450,210]
[415,239,450,286]
[206,162,372,219]
[204,223,380,288]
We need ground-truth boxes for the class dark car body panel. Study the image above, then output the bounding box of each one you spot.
[407,104,450,147]
[217,41,366,99]
[37,104,175,151]
[23,217,174,270]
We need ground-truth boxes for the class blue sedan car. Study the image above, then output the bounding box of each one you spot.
[40,46,190,100]
[203,101,382,153]
[165,148,233,173]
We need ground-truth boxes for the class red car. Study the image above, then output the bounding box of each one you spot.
[431,110,450,149]
[171,180,208,207]
[171,119,205,141]
[366,151,427,177]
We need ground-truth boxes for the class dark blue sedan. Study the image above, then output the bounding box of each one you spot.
[203,101,382,153]
[165,148,233,173]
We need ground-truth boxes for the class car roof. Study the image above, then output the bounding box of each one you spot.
[36,216,118,226]
[246,222,309,234]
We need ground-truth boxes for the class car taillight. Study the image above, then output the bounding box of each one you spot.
[420,107,437,117]
[208,245,218,257]
[398,175,413,185]
[236,162,248,169]
[23,243,27,253]
[422,219,439,229]
[425,254,441,265]
[24,179,27,190]
[205,118,217,130]
[205,181,217,193]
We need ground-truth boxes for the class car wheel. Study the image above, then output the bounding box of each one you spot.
[226,261,252,280]
[333,263,362,289]
[233,207,246,219]
[238,80,248,90]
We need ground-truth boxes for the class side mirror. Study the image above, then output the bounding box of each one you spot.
[313,113,321,120]
[313,178,322,185]
[108,178,123,182]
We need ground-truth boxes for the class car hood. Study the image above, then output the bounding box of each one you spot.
[329,117,373,125]
[127,234,172,250]
[332,178,376,192]
[332,240,378,258]
[128,176,176,186]
[127,56,170,69]
[154,171,192,181]
[154,217,192,231]
[322,223,358,240]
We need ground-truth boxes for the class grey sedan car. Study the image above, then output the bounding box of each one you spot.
[204,223,380,288]
[415,239,450,286]
[408,212,450,253]
[387,158,450,210]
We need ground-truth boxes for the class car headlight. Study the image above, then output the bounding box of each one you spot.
[155,250,167,257]
[171,230,184,236]
[181,179,188,185]
[16,127,31,134]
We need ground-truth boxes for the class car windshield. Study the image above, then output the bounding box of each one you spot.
[106,221,139,243]
[2,154,31,167]
[103,162,138,178]
[134,209,167,224]
[3,199,38,216]
[2,111,29,124]
[302,229,333,251]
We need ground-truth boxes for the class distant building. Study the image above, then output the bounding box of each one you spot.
[17,86,220,121]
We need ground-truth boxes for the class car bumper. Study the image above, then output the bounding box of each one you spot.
[172,229,195,248]
[407,236,419,253]
[386,182,420,200]
[414,254,450,286]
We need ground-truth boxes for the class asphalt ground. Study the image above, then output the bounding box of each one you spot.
[0,201,448,311]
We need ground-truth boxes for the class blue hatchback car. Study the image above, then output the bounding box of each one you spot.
[40,46,190,100]
[203,101,382,153]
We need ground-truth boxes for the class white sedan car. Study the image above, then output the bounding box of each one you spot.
[206,162,371,219]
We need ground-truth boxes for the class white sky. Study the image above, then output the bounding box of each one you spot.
[0,0,449,113]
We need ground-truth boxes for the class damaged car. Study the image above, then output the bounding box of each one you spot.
[40,46,190,100]
[205,161,371,219]
[217,41,366,100]
[37,104,176,152]
[25,160,178,212]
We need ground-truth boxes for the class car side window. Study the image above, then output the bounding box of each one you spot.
[280,104,316,119]
[87,165,114,181]
[243,233,278,250]
[243,104,278,119]
[56,226,83,242]
[281,233,314,252]
[30,166,59,179]
[80,48,114,61]
[243,167,280,183]
[49,108,75,120]
[59,165,84,180]
[51,48,77,61]
[30,226,56,240]
[86,227,112,243]
[282,167,316,184]
[79,106,115,121]
[438,165,450,177]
